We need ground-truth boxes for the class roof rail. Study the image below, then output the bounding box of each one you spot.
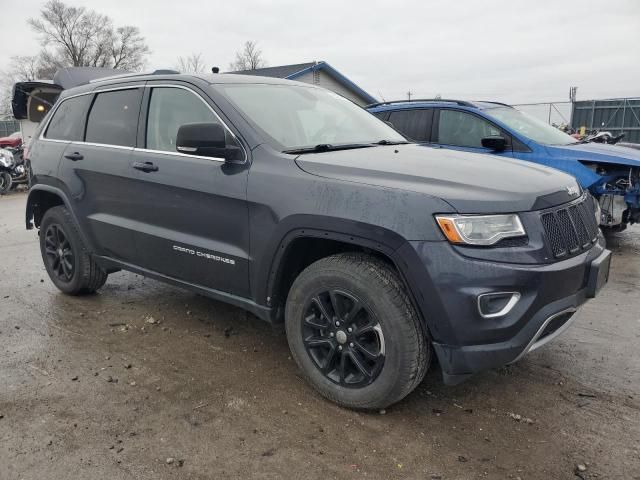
[366,98,476,108]
[475,101,513,108]
[151,69,180,75]
[89,69,180,84]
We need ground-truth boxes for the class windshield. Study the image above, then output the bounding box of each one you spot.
[217,84,406,151]
[488,107,578,146]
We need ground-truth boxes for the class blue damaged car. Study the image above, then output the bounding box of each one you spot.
[368,99,640,230]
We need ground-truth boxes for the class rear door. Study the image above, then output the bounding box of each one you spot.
[57,84,144,263]
[431,108,514,157]
[386,108,433,143]
[37,94,89,185]
[128,83,250,297]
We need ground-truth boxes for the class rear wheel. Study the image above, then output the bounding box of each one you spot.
[285,253,430,409]
[40,206,108,295]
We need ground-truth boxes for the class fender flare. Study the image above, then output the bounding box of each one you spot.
[25,184,96,252]
[260,222,433,332]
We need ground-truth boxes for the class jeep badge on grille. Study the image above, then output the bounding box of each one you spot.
[566,185,580,196]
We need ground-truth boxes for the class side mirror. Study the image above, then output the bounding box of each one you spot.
[481,136,507,152]
[176,123,239,160]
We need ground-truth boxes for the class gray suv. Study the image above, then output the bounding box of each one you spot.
[25,72,611,409]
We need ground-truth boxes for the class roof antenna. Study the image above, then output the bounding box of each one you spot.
[212,66,220,74]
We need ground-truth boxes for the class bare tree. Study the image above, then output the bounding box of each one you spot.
[228,41,267,71]
[176,53,206,73]
[28,0,150,71]
[110,26,150,70]
[8,56,41,82]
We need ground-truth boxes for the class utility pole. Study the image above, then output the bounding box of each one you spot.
[407,90,412,101]
[569,86,578,103]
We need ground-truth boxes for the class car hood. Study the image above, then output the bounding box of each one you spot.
[549,142,640,167]
[0,137,21,147]
[295,144,581,213]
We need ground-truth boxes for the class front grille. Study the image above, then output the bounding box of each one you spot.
[541,195,599,258]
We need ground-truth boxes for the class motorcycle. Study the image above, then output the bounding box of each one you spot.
[580,130,626,145]
[0,144,30,195]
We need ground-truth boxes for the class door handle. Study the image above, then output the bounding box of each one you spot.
[64,152,84,161]
[133,161,159,173]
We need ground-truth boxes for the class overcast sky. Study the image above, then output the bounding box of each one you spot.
[2,0,639,104]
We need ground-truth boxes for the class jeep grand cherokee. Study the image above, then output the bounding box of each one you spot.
[25,72,611,409]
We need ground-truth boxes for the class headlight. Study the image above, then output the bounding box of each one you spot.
[435,214,526,246]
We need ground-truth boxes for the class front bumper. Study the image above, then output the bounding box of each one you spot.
[394,235,610,384]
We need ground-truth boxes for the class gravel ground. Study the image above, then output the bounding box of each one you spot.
[1,190,639,480]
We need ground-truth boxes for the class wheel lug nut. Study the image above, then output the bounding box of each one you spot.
[349,342,354,348]
[335,321,340,327]
[338,345,342,351]
[347,327,352,333]
[329,332,334,337]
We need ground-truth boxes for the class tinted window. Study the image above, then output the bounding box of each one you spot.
[387,109,432,141]
[45,95,89,141]
[146,87,222,152]
[85,89,141,147]
[437,110,502,148]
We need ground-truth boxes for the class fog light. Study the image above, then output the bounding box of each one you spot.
[477,292,520,318]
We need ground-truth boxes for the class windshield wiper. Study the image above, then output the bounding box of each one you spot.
[283,143,374,154]
[373,139,411,145]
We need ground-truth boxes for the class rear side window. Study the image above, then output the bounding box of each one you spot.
[45,95,90,141]
[387,109,433,142]
[85,89,142,147]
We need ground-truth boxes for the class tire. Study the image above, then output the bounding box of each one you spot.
[285,253,430,409]
[40,205,108,295]
[0,172,11,195]
[601,224,627,235]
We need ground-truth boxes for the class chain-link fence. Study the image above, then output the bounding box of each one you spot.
[0,120,20,137]
[511,102,572,127]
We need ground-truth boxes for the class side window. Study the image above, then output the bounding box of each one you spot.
[146,87,234,153]
[437,110,502,148]
[387,109,433,142]
[45,95,90,141]
[85,89,142,147]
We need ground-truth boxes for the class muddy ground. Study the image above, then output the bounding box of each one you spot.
[0,190,639,480]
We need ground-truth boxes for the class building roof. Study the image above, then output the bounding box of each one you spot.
[229,62,316,79]
[228,61,377,104]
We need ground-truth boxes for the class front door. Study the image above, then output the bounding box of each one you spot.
[432,109,514,158]
[129,83,250,297]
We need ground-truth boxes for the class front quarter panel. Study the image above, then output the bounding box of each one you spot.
[246,145,454,303]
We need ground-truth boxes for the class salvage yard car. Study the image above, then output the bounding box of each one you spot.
[25,72,611,409]
[368,99,640,231]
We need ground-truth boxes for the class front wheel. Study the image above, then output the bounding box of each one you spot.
[0,172,11,195]
[285,253,430,409]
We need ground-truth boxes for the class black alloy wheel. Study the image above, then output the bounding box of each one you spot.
[43,223,75,282]
[302,289,385,387]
